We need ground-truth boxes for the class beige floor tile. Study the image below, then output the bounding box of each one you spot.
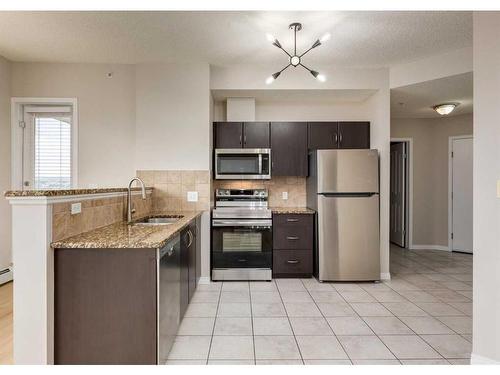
[448,302,472,316]
[217,303,252,317]
[437,316,472,334]
[309,291,344,303]
[254,335,301,360]
[332,283,364,292]
[317,302,356,317]
[461,334,472,343]
[420,335,472,359]
[209,336,254,360]
[363,317,413,335]
[177,317,215,335]
[222,282,249,291]
[289,317,334,335]
[184,303,218,318]
[338,335,396,359]
[304,359,352,365]
[251,302,286,317]
[326,316,373,335]
[296,335,349,360]
[352,359,401,365]
[350,302,393,317]
[428,289,471,303]
[359,283,392,292]
[340,291,376,303]
[399,316,454,334]
[250,281,277,292]
[367,290,408,303]
[438,281,472,291]
[196,283,222,292]
[208,360,255,365]
[166,360,207,365]
[220,291,250,303]
[415,302,465,316]
[302,279,335,291]
[250,291,282,303]
[214,317,253,336]
[379,335,441,359]
[280,291,313,303]
[276,279,307,292]
[400,359,449,365]
[253,317,293,335]
[257,359,304,365]
[382,302,428,316]
[397,290,440,302]
[191,291,220,303]
[168,336,211,360]
[284,302,322,317]
[447,358,470,365]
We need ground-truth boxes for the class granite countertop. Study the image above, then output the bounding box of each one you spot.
[51,211,203,250]
[271,207,315,214]
[4,187,153,198]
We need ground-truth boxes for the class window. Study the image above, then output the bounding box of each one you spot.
[20,105,74,190]
[33,115,72,189]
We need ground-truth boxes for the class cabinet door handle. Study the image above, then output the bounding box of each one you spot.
[244,135,247,145]
[286,236,299,240]
[339,132,343,144]
[286,218,299,222]
[334,133,338,144]
[187,230,193,248]
[239,135,242,145]
[286,259,299,264]
[167,247,174,257]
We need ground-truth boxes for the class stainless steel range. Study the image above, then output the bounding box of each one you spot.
[211,188,272,281]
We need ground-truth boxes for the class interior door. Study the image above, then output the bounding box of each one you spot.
[451,137,473,253]
[390,142,406,247]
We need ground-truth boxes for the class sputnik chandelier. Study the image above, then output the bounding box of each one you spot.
[265,23,330,84]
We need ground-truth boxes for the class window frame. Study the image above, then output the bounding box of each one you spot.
[11,98,78,190]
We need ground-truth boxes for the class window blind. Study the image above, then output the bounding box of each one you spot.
[33,115,72,189]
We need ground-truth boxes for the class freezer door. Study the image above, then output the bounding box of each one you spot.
[318,194,380,281]
[317,149,379,193]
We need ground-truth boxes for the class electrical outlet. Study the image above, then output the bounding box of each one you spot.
[282,191,288,200]
[497,180,500,198]
[71,202,82,215]
[187,191,199,202]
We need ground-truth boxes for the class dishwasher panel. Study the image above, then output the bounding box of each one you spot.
[158,234,181,364]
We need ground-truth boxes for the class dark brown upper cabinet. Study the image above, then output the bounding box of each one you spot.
[308,121,370,150]
[214,122,270,148]
[271,122,308,177]
[308,122,339,149]
[338,121,370,149]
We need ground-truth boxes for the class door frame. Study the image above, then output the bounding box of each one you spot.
[11,97,78,190]
[390,137,413,249]
[448,135,473,252]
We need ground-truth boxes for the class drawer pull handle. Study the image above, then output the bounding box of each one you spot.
[237,259,247,262]
[286,218,299,222]
[286,236,299,240]
[286,260,299,264]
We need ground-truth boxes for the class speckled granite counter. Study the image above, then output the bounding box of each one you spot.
[51,211,202,249]
[4,187,153,197]
[271,207,315,214]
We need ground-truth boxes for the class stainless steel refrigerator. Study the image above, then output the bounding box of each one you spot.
[307,149,380,281]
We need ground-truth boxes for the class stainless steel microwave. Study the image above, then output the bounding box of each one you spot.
[215,148,271,180]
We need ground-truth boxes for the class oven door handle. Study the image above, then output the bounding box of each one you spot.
[212,219,272,227]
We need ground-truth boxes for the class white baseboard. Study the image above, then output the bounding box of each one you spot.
[471,353,500,365]
[380,272,391,281]
[198,276,211,285]
[0,267,13,285]
[410,244,450,251]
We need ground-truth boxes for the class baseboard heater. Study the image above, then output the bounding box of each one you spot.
[0,268,13,285]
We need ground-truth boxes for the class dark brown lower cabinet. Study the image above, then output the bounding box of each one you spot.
[180,222,197,319]
[272,213,314,278]
[54,248,157,364]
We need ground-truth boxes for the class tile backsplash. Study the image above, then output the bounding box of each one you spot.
[213,176,307,207]
[52,192,153,242]
[137,170,210,212]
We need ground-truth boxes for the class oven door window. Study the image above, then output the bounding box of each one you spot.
[223,231,262,253]
[217,154,260,175]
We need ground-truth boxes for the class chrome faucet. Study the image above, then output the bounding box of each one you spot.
[127,177,146,224]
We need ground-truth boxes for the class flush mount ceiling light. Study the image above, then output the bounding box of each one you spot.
[265,23,330,84]
[433,103,459,115]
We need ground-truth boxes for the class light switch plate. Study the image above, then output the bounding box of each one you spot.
[71,202,82,215]
[187,191,199,202]
[282,191,288,200]
[497,180,500,198]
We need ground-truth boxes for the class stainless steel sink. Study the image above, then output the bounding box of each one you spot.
[133,216,183,226]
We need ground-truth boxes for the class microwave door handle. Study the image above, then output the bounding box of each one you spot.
[258,154,263,174]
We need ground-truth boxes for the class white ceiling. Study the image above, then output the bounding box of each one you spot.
[0,11,472,67]
[391,72,473,119]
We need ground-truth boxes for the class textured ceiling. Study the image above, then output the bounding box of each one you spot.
[391,72,473,119]
[0,11,472,67]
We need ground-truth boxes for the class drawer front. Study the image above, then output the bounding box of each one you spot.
[273,214,313,250]
[273,250,313,276]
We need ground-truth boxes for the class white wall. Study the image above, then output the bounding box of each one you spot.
[472,12,500,364]
[0,55,11,272]
[11,63,136,188]
[135,63,210,170]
